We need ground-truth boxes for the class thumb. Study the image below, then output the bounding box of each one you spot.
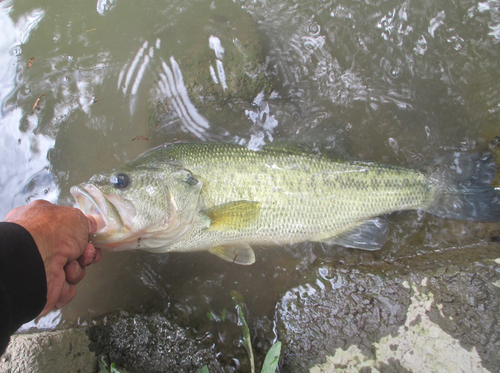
[85,214,98,234]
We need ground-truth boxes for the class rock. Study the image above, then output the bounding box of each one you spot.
[276,243,500,372]
[87,311,224,373]
[0,311,223,373]
[0,328,96,373]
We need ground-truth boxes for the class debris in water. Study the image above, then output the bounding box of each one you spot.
[132,135,149,141]
[31,94,46,114]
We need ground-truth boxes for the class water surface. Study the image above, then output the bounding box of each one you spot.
[1,0,499,368]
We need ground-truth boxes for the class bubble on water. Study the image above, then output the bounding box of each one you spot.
[390,67,402,79]
[67,55,74,61]
[328,72,336,83]
[425,125,431,137]
[345,123,353,131]
[309,22,321,36]
[24,88,30,94]
[63,76,70,83]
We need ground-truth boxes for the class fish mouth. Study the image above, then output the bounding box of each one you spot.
[70,184,125,243]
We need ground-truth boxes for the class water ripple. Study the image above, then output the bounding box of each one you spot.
[155,57,210,139]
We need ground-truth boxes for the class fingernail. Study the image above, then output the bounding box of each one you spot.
[85,245,96,267]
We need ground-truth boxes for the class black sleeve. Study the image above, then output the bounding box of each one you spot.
[0,222,47,356]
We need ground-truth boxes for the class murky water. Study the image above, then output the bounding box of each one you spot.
[1,0,500,369]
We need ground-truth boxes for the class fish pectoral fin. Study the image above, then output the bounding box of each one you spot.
[204,201,260,231]
[322,217,389,251]
[209,245,256,265]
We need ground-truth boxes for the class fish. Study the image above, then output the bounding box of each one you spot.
[71,142,500,265]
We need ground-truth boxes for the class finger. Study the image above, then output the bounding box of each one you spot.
[55,282,77,309]
[85,214,99,233]
[64,260,86,284]
[77,242,98,267]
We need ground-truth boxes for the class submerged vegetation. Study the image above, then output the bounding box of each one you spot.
[199,290,282,373]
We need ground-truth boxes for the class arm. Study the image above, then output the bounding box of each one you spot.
[0,222,45,355]
[0,200,101,355]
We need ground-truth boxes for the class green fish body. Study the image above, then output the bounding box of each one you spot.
[71,143,500,264]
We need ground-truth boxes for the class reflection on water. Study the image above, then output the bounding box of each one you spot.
[0,4,57,216]
[155,56,211,139]
[0,0,499,367]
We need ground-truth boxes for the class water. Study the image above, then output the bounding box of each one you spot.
[1,0,499,369]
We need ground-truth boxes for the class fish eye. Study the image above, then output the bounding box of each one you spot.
[110,173,130,189]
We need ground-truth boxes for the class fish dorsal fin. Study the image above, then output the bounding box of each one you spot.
[326,217,389,251]
[209,245,255,265]
[204,201,260,231]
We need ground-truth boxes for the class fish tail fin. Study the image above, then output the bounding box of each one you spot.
[426,152,500,222]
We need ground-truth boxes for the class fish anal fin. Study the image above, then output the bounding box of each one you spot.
[209,245,255,265]
[205,201,260,231]
[321,217,389,251]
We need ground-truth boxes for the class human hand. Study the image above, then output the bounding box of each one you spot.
[4,200,102,314]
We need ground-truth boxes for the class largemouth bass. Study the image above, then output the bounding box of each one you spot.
[71,143,500,265]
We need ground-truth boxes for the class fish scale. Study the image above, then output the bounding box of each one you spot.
[157,143,433,251]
